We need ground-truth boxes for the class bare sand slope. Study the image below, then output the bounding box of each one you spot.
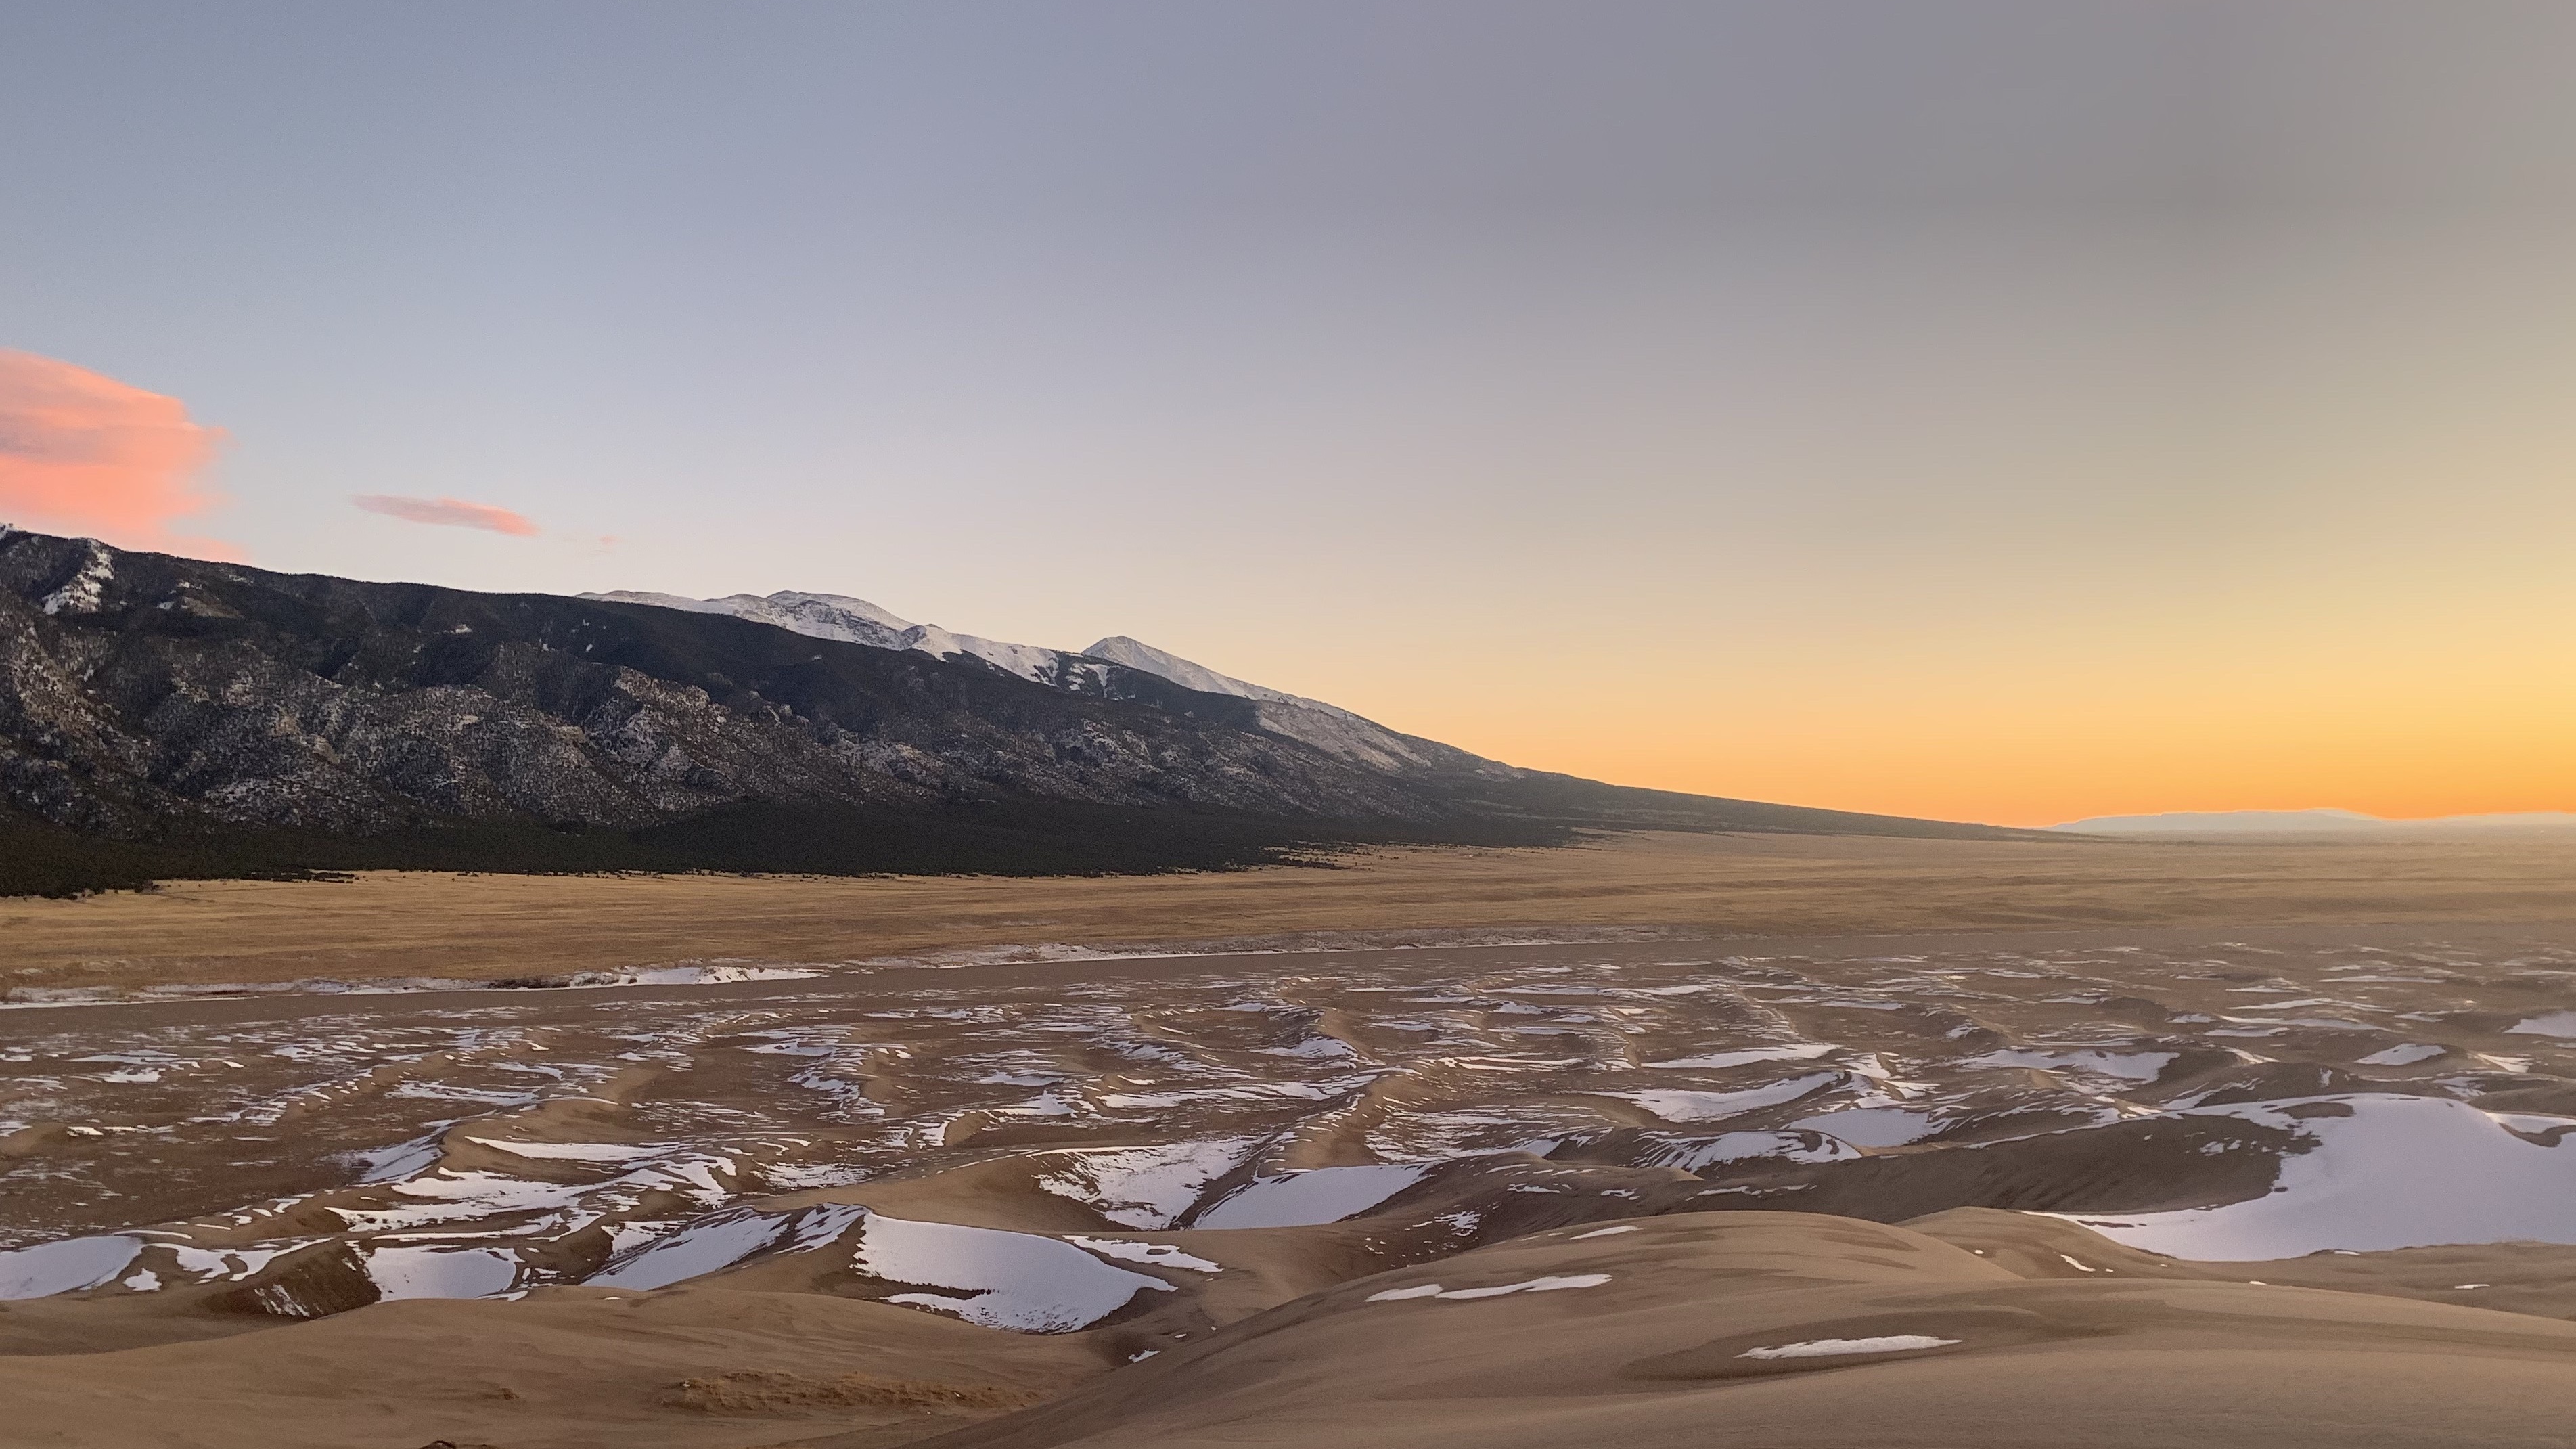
[9,830,2576,995]
[908,1211,2576,1449]
[15,1209,2576,1449]
[0,1286,1092,1448]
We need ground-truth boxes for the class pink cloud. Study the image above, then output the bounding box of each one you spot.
[0,349,240,559]
[353,494,539,536]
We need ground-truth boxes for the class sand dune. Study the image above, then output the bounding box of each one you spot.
[9,843,2576,1444]
[916,1211,2576,1449]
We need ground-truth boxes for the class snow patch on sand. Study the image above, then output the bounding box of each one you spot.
[0,1235,141,1299]
[466,1138,660,1163]
[1064,1236,1222,1272]
[1636,1130,1859,1171]
[1100,1076,1378,1109]
[1194,1164,1429,1229]
[1601,1073,1842,1123]
[2058,1094,2576,1259]
[855,1213,1172,1332]
[166,1244,306,1283]
[1035,1139,1258,1228]
[352,1130,449,1184]
[1644,1044,1837,1070]
[2359,1044,2447,1067]
[1367,1273,1609,1302]
[1787,1106,1935,1148]
[1741,1335,1959,1359]
[589,1203,866,1290]
[1969,1049,2177,1082]
[364,1244,521,1300]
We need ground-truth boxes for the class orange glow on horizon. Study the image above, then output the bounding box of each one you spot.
[1397,695,2576,828]
[1295,578,2576,828]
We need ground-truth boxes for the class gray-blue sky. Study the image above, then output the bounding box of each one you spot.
[5,2,2576,821]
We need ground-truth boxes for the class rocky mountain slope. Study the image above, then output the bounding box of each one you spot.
[0,527,2022,890]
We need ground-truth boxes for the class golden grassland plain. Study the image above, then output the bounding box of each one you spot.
[7,829,2576,994]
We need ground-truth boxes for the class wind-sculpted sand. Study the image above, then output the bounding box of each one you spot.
[12,909,2576,1446]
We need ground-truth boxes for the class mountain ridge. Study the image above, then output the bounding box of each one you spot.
[0,527,2032,893]
[581,588,1449,773]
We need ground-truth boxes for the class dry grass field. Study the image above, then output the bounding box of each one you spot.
[6,828,2575,994]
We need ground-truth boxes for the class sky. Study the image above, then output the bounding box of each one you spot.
[4,1,2573,827]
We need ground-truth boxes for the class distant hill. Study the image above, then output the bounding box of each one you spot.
[0,527,2031,893]
[2052,808,2576,837]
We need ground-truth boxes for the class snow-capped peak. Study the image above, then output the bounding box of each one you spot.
[579,589,1106,691]
[577,587,1472,774]
[757,591,919,638]
[583,589,918,646]
[1081,636,1351,721]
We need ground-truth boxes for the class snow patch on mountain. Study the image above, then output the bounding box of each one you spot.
[39,540,114,616]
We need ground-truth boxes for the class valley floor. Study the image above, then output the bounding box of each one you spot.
[8,828,2576,996]
[7,832,2576,1446]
